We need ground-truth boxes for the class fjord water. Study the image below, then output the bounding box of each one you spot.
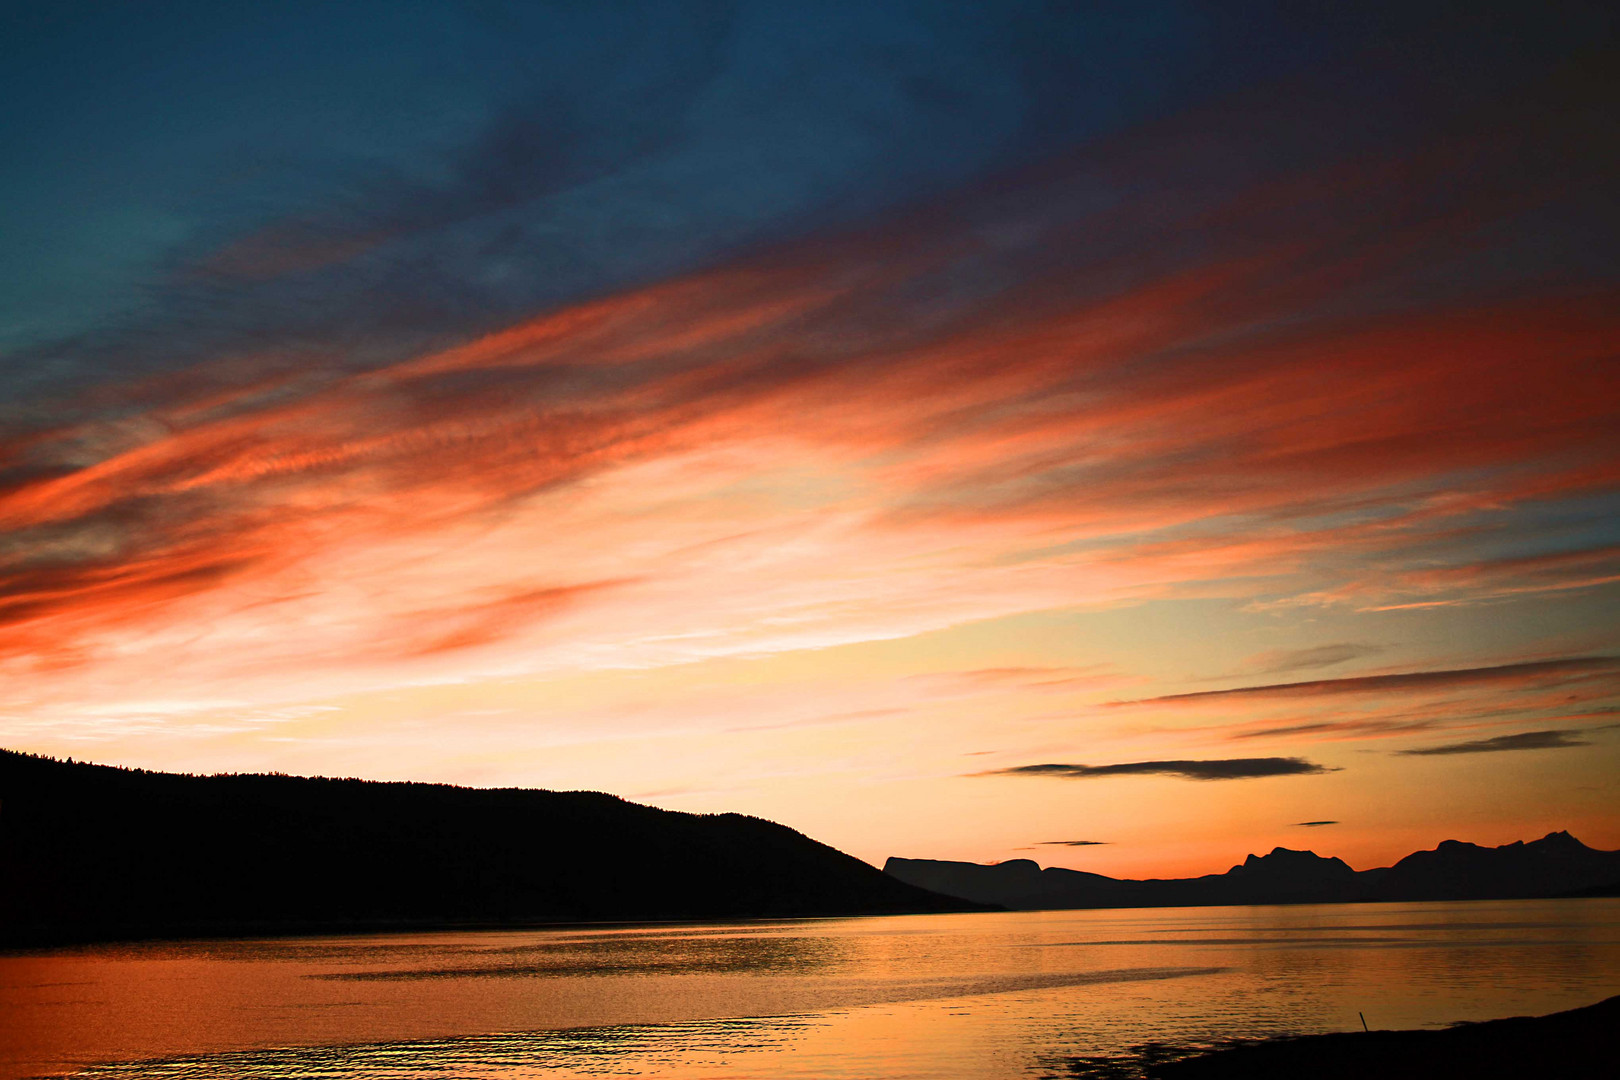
[3,901,1616,1080]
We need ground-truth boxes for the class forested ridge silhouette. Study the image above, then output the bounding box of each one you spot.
[0,749,976,945]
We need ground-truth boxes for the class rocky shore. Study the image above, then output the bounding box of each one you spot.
[1144,993,1617,1079]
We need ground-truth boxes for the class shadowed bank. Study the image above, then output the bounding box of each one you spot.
[1093,993,1619,1078]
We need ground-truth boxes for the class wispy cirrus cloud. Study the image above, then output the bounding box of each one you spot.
[1188,660,1620,752]
[1292,821,1339,827]
[1121,657,1620,707]
[1037,839,1110,846]
[3,1,1618,884]
[1240,644,1384,677]
[985,758,1335,781]
[1218,697,1620,747]
[1396,730,1593,756]
[1,35,1617,743]
[1261,543,1620,614]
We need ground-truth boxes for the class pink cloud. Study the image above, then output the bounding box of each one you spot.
[2,117,1617,732]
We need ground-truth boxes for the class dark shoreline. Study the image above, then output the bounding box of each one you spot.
[1101,993,1619,1079]
[0,910,941,953]
[11,894,1616,953]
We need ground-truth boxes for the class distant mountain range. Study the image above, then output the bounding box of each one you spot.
[0,750,977,946]
[885,832,1620,909]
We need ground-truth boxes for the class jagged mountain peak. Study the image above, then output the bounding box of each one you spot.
[1436,838,1483,852]
[1252,846,1320,860]
[991,858,1042,871]
[1421,831,1599,861]
[1232,847,1353,876]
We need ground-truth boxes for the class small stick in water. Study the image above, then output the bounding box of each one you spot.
[1360,1012,1369,1032]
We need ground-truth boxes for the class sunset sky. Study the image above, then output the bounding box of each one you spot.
[2,1,1617,878]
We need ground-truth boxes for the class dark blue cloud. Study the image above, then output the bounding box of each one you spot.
[988,758,1335,781]
[0,2,1212,387]
[2,0,1613,429]
[1397,730,1593,756]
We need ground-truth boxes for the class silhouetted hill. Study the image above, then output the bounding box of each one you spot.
[886,832,1620,910]
[0,750,978,946]
[882,857,1130,907]
[1363,830,1620,901]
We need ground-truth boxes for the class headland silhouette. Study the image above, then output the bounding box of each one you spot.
[0,749,979,946]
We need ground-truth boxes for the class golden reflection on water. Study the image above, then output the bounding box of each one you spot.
[2,900,1616,1080]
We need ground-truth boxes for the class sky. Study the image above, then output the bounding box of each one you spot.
[2,0,1617,878]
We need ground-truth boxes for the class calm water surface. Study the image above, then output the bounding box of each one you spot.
[3,900,1616,1079]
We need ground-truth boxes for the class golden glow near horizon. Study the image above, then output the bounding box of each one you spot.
[4,98,1618,880]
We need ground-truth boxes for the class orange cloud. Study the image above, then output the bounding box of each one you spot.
[2,119,1617,736]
